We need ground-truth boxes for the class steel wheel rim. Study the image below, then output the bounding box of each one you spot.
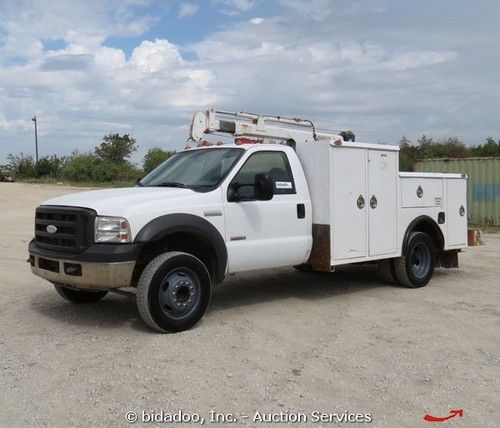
[158,268,201,320]
[410,243,431,279]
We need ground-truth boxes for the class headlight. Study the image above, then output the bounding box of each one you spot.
[94,216,131,243]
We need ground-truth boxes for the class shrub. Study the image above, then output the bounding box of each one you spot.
[111,163,142,182]
[33,155,66,178]
[0,164,8,180]
[62,152,98,181]
[143,147,175,174]
[7,153,36,178]
[90,163,115,182]
[90,163,140,182]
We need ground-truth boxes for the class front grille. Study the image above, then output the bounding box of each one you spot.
[35,206,96,253]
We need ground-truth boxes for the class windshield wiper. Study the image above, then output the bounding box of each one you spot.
[155,181,188,188]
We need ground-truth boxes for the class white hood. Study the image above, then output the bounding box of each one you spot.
[41,186,225,238]
[42,187,195,214]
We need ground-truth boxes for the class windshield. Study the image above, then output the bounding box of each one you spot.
[140,148,244,190]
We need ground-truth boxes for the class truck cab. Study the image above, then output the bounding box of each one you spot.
[29,108,467,332]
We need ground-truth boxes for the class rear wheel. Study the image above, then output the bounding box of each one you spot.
[54,284,108,303]
[136,251,211,333]
[394,232,435,288]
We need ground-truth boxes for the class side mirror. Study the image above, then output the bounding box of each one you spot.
[135,176,142,186]
[227,174,274,202]
[254,173,274,200]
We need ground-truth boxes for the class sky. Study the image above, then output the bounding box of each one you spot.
[1,0,499,164]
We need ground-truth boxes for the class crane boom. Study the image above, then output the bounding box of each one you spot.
[189,108,354,145]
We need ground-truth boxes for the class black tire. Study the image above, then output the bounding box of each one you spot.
[377,258,398,284]
[54,284,108,303]
[136,251,211,333]
[394,232,435,288]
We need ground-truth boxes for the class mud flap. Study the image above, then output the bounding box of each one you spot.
[436,250,459,268]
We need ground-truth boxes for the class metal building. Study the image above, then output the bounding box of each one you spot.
[416,158,500,226]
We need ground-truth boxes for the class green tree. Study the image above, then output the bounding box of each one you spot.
[94,133,137,165]
[471,137,500,157]
[416,134,435,159]
[398,136,418,171]
[416,135,470,159]
[432,137,470,158]
[143,147,175,174]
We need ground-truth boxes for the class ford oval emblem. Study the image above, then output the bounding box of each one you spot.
[46,224,58,234]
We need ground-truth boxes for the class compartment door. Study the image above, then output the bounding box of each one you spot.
[446,179,467,246]
[368,150,398,256]
[331,147,367,261]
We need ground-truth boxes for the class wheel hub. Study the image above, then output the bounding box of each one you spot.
[158,269,200,316]
[410,243,431,279]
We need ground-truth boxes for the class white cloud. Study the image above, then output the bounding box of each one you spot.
[278,0,334,21]
[130,39,183,72]
[215,0,254,16]
[249,17,263,25]
[178,3,199,19]
[383,51,457,71]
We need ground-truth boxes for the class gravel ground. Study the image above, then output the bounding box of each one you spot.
[0,182,498,427]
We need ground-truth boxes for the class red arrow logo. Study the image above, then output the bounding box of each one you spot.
[423,409,463,422]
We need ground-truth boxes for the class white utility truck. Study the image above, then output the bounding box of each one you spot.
[28,109,468,332]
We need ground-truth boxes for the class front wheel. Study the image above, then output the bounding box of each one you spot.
[136,251,212,333]
[394,232,435,288]
[54,284,108,303]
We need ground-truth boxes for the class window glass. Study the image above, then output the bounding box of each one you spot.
[140,148,243,190]
[231,151,295,199]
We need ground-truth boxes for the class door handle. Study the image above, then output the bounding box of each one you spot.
[297,203,305,219]
[370,195,378,209]
[356,195,365,209]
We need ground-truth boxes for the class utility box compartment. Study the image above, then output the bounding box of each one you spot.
[330,143,398,263]
[402,178,444,208]
[296,140,467,271]
[446,178,467,246]
[297,140,400,269]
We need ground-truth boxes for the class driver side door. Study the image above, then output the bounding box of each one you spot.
[223,150,310,272]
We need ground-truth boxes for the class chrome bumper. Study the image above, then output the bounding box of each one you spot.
[30,253,135,290]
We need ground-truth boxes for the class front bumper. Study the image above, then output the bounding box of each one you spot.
[29,240,141,290]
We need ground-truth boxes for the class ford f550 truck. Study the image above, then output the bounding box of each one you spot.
[28,109,467,332]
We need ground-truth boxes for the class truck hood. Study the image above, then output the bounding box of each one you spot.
[42,187,198,215]
[41,186,224,240]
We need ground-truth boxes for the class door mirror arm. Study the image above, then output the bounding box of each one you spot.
[254,173,274,201]
[227,182,242,202]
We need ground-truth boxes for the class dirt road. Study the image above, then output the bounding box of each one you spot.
[0,183,498,427]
